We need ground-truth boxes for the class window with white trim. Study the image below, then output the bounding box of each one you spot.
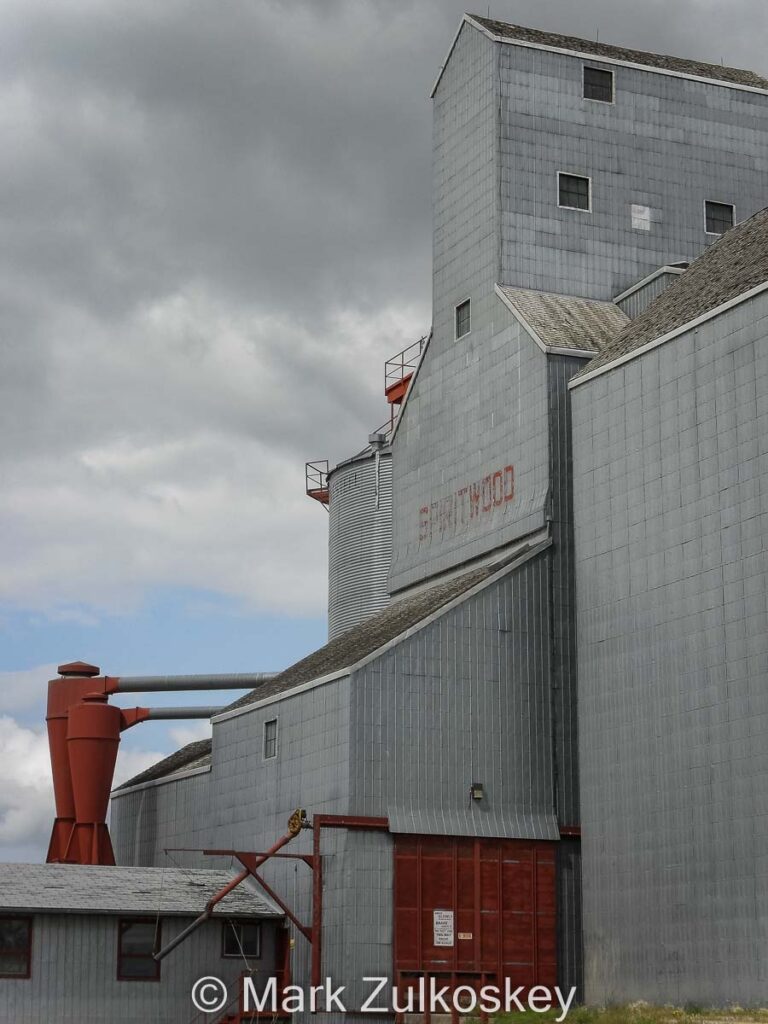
[705,201,734,235]
[222,920,262,958]
[583,66,613,102]
[455,299,471,340]
[558,173,591,211]
[263,718,278,759]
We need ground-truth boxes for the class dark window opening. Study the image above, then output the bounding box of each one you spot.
[705,201,734,234]
[558,173,591,211]
[455,299,471,339]
[584,66,613,102]
[223,921,262,959]
[264,718,278,759]
[0,917,32,978]
[117,918,161,981]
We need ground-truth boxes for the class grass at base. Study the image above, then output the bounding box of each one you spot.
[490,1005,768,1024]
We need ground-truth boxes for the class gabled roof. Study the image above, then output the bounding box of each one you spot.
[573,207,768,382]
[119,541,551,791]
[115,738,212,792]
[0,864,281,918]
[465,15,768,91]
[496,285,629,355]
[221,539,549,716]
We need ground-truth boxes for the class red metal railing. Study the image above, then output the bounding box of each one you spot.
[384,336,427,406]
[305,460,329,505]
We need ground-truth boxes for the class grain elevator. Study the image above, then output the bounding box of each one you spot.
[105,13,768,1017]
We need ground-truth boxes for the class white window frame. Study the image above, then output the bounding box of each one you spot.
[222,920,262,959]
[454,297,471,340]
[704,199,735,236]
[583,65,615,104]
[558,172,592,213]
[263,718,278,760]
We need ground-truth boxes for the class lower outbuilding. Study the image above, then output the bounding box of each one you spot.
[0,862,286,1024]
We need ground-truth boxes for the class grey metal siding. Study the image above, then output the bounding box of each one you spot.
[556,838,583,999]
[547,355,585,997]
[328,450,392,640]
[113,552,571,1011]
[0,913,280,1024]
[547,355,585,829]
[616,270,683,318]
[353,553,558,840]
[572,293,768,1004]
[112,771,212,868]
[390,310,550,592]
[498,42,768,301]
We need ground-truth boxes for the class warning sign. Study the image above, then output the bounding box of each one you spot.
[433,909,454,947]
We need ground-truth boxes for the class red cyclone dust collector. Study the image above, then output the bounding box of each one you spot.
[45,661,236,866]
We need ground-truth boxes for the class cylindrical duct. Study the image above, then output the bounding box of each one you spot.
[145,706,223,719]
[109,673,277,692]
[327,446,393,640]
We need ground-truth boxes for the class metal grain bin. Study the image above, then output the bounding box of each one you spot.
[327,440,393,640]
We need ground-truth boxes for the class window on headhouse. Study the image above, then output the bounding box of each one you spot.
[455,299,471,339]
[223,920,262,958]
[117,918,161,981]
[0,917,32,978]
[558,173,591,211]
[705,201,734,235]
[264,718,278,759]
[583,66,613,102]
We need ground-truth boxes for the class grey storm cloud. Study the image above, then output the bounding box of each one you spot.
[1,0,767,617]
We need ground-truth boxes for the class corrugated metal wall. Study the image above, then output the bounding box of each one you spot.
[328,449,392,640]
[573,295,768,1004]
[112,548,583,1011]
[0,913,280,1024]
[616,270,682,319]
[352,551,558,841]
[112,770,212,868]
[498,41,768,302]
[547,354,585,998]
[547,355,583,830]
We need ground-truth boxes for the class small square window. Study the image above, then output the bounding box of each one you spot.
[223,921,262,959]
[0,917,32,979]
[705,201,734,235]
[558,173,591,212]
[117,919,160,981]
[455,299,471,339]
[264,718,278,759]
[584,66,613,102]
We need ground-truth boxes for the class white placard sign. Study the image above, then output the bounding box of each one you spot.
[433,909,454,947]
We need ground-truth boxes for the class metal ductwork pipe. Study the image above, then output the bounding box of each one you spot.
[46,662,275,866]
[144,706,224,720]
[107,673,277,693]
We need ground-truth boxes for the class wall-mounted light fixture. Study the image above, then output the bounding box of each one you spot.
[470,782,484,801]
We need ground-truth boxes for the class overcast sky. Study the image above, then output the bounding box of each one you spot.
[2,0,767,861]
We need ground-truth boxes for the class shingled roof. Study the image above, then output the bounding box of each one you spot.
[497,285,629,353]
[114,738,212,791]
[223,544,546,714]
[573,207,768,380]
[468,15,768,91]
[0,864,281,918]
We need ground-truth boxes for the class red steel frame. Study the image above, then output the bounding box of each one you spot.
[173,814,390,997]
[172,816,574,1021]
